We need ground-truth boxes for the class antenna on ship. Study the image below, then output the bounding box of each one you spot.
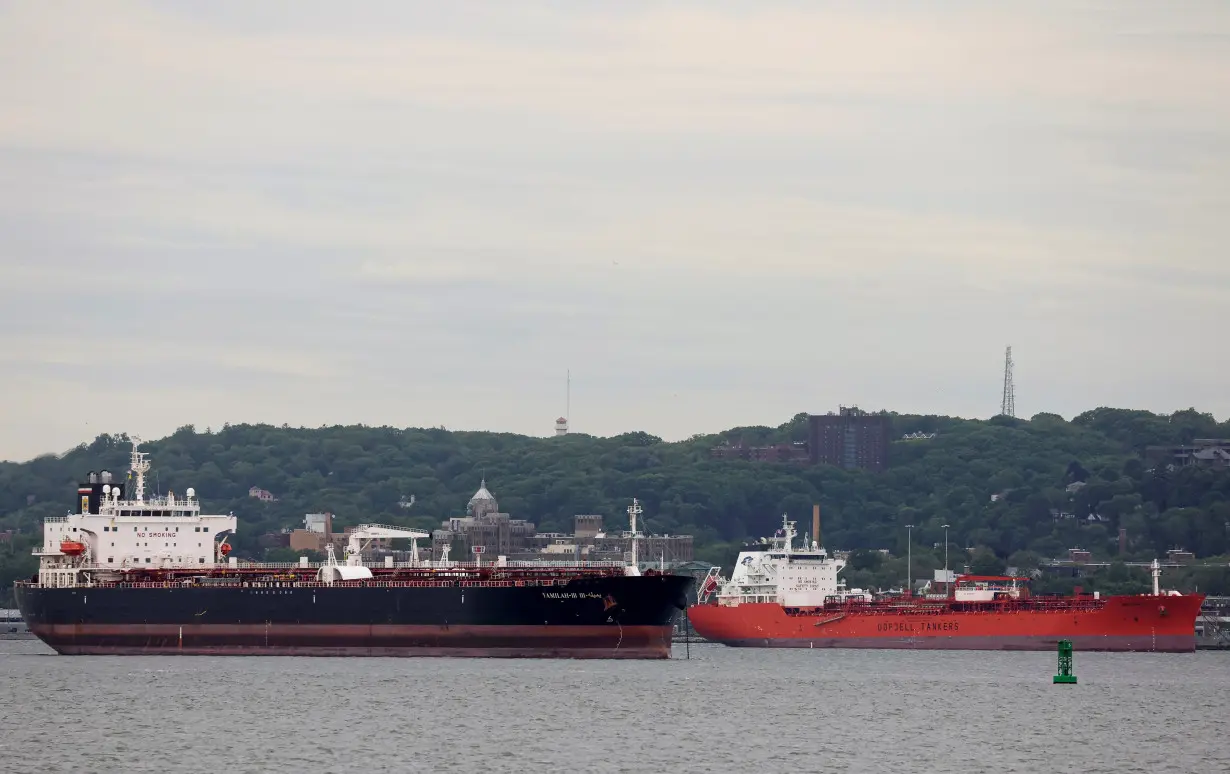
[627,498,642,576]
[129,437,150,503]
[778,513,796,555]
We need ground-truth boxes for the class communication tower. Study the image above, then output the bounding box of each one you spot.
[1000,346,1016,418]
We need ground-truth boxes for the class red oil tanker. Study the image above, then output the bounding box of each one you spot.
[687,515,1204,652]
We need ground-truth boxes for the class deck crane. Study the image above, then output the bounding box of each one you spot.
[318,523,432,584]
[344,524,431,567]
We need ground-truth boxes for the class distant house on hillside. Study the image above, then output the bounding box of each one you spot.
[1166,548,1195,564]
[709,441,809,463]
[248,486,276,502]
[1067,548,1091,563]
[1145,439,1230,470]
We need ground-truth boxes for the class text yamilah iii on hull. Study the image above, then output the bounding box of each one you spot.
[687,512,1204,652]
[15,441,693,658]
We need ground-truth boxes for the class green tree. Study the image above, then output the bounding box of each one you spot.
[2,408,1228,593]
[969,546,1006,575]
[1006,550,1041,573]
[0,534,39,607]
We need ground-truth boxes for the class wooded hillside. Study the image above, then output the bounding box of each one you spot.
[3,407,1229,604]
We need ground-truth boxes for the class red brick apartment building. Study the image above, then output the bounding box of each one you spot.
[807,406,890,472]
[710,406,891,472]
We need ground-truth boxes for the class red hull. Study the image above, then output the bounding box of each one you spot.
[28,623,673,659]
[688,593,1205,653]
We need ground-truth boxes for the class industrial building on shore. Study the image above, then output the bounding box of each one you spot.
[264,481,693,568]
[431,481,694,566]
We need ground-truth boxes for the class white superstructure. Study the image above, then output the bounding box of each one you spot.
[34,440,236,587]
[950,576,1026,602]
[701,515,869,607]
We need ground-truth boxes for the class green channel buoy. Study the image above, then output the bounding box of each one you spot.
[1053,639,1077,684]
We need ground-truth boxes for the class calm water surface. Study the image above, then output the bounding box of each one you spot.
[1,640,1227,773]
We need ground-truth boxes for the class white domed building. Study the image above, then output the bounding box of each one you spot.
[466,479,499,518]
[432,478,538,561]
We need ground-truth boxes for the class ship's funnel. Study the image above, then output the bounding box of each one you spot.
[813,504,821,548]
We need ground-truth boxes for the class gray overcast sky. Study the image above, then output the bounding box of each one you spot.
[2,1,1228,461]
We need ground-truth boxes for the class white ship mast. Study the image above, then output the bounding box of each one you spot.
[129,437,150,504]
[624,498,643,577]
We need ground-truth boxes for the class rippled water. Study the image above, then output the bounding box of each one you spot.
[1,639,1227,773]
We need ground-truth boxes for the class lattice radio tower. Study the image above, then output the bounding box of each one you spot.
[1000,346,1016,418]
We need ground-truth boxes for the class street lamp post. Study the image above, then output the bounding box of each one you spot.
[941,523,950,575]
[905,524,914,596]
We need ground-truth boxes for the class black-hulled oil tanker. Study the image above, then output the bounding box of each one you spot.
[15,442,692,659]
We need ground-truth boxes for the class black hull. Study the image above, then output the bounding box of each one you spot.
[15,574,693,659]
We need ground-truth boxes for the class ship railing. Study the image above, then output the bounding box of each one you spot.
[490,560,628,568]
[45,516,69,523]
[222,559,631,570]
[63,565,637,585]
[227,562,325,569]
[75,576,605,590]
[782,597,1110,616]
[382,560,630,569]
[68,565,635,579]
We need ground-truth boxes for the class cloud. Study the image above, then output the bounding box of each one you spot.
[0,333,340,381]
[7,1,1228,159]
[0,0,1228,460]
